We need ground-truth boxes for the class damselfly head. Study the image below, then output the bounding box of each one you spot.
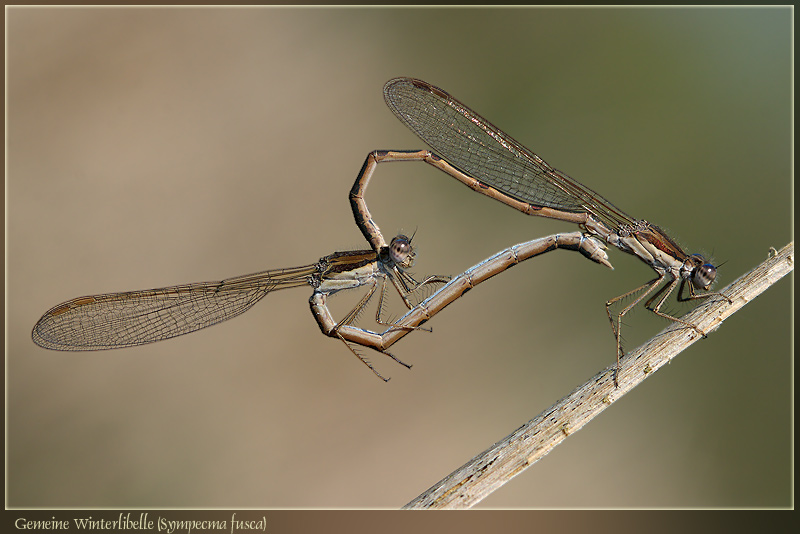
[389,235,415,268]
[688,253,717,290]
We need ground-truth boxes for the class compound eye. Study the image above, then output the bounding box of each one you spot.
[389,235,412,265]
[692,263,717,290]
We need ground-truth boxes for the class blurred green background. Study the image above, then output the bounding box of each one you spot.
[7,7,791,508]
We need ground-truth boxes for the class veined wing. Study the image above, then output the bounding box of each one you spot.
[383,77,634,230]
[32,264,318,350]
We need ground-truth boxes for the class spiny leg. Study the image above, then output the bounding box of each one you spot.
[606,276,662,351]
[375,274,409,328]
[645,278,709,338]
[375,273,445,334]
[388,266,450,310]
[677,279,733,305]
[379,268,450,333]
[334,332,392,382]
[337,277,379,328]
[338,277,414,377]
[407,273,452,297]
[336,330,412,381]
[606,275,664,385]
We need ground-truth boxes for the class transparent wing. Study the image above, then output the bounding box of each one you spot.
[384,77,634,229]
[32,264,318,350]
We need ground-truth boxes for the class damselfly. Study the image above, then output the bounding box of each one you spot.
[351,78,730,382]
[32,230,608,380]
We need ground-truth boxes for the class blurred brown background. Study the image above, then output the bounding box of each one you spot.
[7,7,791,508]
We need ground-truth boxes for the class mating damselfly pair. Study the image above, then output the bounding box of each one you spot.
[32,77,728,383]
